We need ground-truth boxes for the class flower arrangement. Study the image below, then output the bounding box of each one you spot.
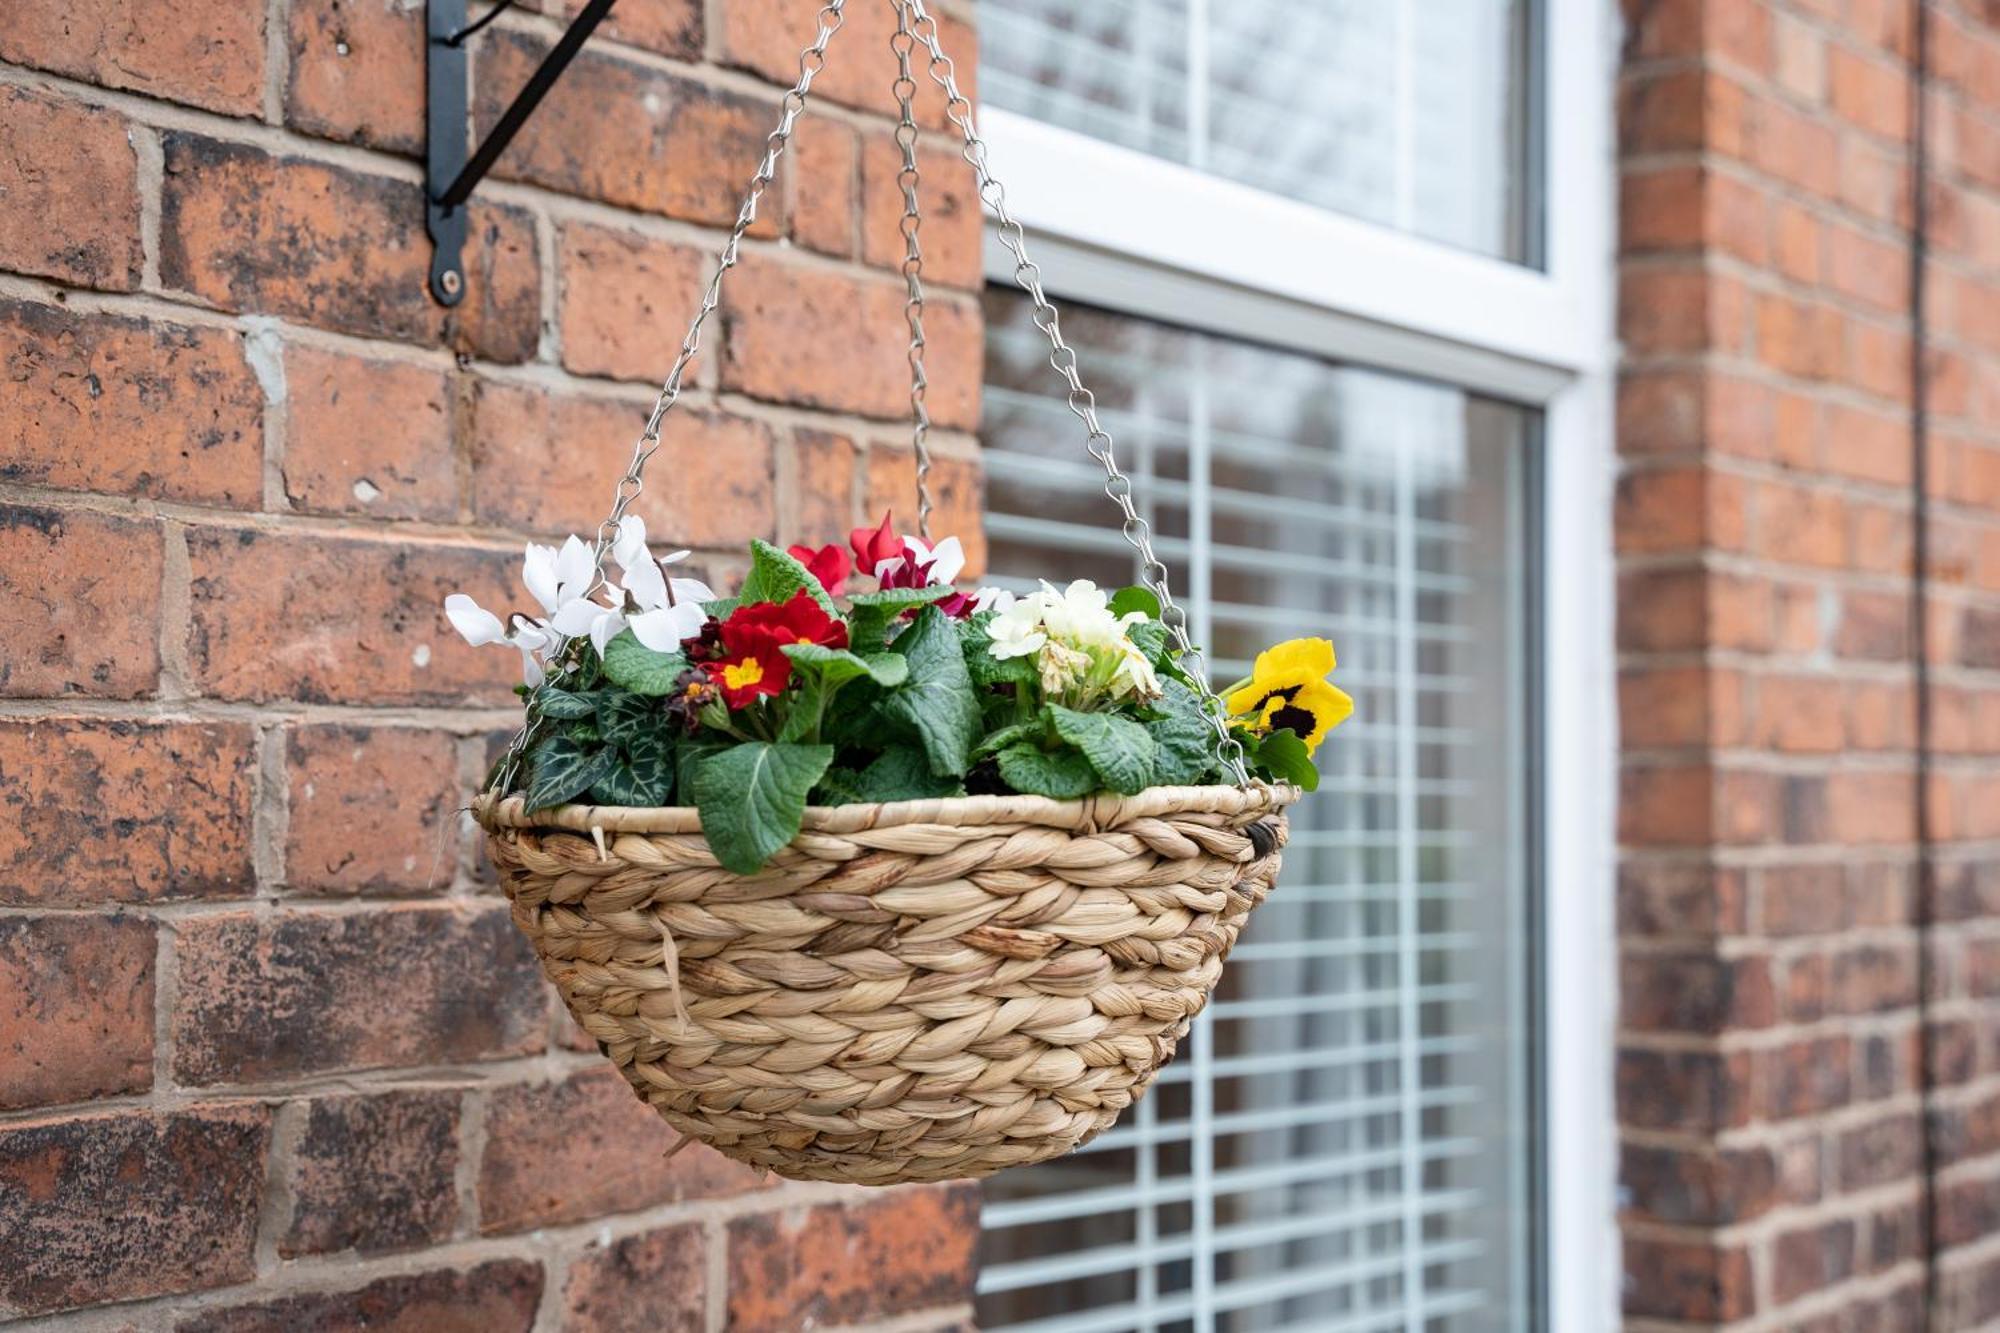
[448,515,1351,873]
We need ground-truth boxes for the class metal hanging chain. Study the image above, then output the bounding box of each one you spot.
[889,0,934,539]
[898,0,1251,786]
[491,0,847,795]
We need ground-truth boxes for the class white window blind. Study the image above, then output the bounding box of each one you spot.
[979,0,1536,262]
[974,291,1540,1333]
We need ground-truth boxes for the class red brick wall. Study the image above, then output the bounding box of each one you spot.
[1617,0,2000,1326]
[0,0,985,1325]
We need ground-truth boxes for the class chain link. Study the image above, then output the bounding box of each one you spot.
[889,0,933,540]
[898,0,1251,786]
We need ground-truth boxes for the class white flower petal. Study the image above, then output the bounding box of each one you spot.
[522,542,562,615]
[613,516,649,571]
[589,607,626,657]
[444,594,508,647]
[629,602,709,652]
[549,596,605,637]
[659,548,692,566]
[555,534,595,597]
[972,587,1016,614]
[668,576,715,605]
[925,536,966,586]
[622,554,668,611]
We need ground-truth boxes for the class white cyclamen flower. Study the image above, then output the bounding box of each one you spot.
[444,594,555,686]
[600,517,715,654]
[901,534,966,587]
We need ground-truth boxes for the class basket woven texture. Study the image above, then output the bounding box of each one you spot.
[477,782,1297,1185]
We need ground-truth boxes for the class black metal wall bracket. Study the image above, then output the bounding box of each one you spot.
[426,0,617,305]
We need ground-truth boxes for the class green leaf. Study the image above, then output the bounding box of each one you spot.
[738,539,837,616]
[535,688,598,720]
[884,606,983,778]
[781,643,910,687]
[812,766,868,805]
[589,752,673,806]
[844,745,965,803]
[690,742,835,874]
[1126,618,1172,666]
[596,692,669,747]
[996,743,1100,800]
[702,597,739,620]
[1251,728,1319,793]
[1050,706,1157,795]
[1148,679,1221,786]
[1110,585,1162,621]
[525,737,620,812]
[973,720,1042,759]
[600,630,689,696]
[676,735,725,802]
[848,584,951,648]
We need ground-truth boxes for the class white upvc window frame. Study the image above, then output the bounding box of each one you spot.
[973,2,1621,1329]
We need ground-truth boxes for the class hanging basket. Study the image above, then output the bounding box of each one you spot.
[479,783,1294,1184]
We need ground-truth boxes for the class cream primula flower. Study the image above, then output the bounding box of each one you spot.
[984,579,1162,707]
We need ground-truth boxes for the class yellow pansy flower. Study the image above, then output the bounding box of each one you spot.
[1226,636,1353,755]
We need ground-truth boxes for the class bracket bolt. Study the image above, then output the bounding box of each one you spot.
[441,269,463,297]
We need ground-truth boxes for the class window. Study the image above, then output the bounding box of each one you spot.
[971,1,1618,1330]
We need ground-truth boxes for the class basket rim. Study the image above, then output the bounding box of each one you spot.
[474,781,1299,836]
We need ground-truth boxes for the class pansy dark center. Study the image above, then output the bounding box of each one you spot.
[1269,704,1316,736]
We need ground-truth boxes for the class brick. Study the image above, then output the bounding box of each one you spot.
[1772,13,1826,100]
[1754,292,1843,379]
[1838,1111,1925,1191]
[726,1185,979,1332]
[562,1222,707,1333]
[0,0,264,116]
[1825,221,1910,313]
[1772,199,1822,283]
[1620,1235,1754,1322]
[1621,1141,1780,1226]
[1750,478,1848,569]
[1822,402,1912,485]
[558,224,711,383]
[478,1066,765,1234]
[0,505,162,699]
[286,0,426,154]
[1836,588,1912,661]
[0,1104,268,1315]
[1618,860,1746,937]
[185,527,522,705]
[793,427,860,546]
[159,134,538,362]
[1839,134,1908,226]
[1620,763,1713,845]
[283,345,458,520]
[0,718,255,905]
[469,381,776,546]
[866,444,987,577]
[287,726,461,895]
[1760,1035,1853,1119]
[1621,952,1773,1033]
[721,254,981,429]
[181,1260,542,1333]
[0,87,141,291]
[1828,45,1910,140]
[787,116,861,259]
[475,31,777,231]
[0,914,154,1111]
[1759,863,1851,936]
[862,134,986,289]
[1827,769,1917,844]
[1618,567,1707,651]
[0,299,265,506]
[719,0,976,129]
[1772,1218,1858,1306]
[1751,673,1846,751]
[1931,1086,2000,1165]
[1618,1047,1753,1131]
[560,0,702,57]
[1621,664,1733,749]
[172,903,545,1084]
[1620,267,1726,355]
[280,1090,461,1257]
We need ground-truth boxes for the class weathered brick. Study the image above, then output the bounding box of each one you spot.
[478,1066,765,1234]
[786,116,861,259]
[1620,952,1773,1033]
[475,31,777,231]
[185,527,521,705]
[470,380,776,547]
[861,134,985,290]
[1618,1046,1753,1132]
[1751,673,1846,752]
[0,299,265,506]
[721,254,981,428]
[287,725,461,895]
[180,1260,542,1333]
[725,1184,979,1332]
[172,903,545,1084]
[1622,1235,1755,1322]
[720,0,976,128]
[558,224,710,383]
[283,345,458,521]
[866,444,986,577]
[1622,1141,1780,1226]
[0,914,154,1111]
[286,0,426,153]
[280,1089,461,1257]
[1618,860,1746,937]
[0,1104,269,1315]
[1620,762,1714,845]
[561,0,702,57]
[1760,1036,1854,1120]
[0,87,141,291]
[0,717,256,905]
[0,505,162,700]
[562,1222,707,1333]
[793,427,860,546]
[1772,1218,1859,1306]
[159,133,539,362]
[0,0,264,116]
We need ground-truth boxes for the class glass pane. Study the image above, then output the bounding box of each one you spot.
[976,288,1540,1333]
[980,0,1538,263]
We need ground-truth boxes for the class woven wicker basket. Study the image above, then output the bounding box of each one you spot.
[477,782,1297,1185]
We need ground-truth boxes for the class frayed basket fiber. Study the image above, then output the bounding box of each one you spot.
[477,782,1297,1185]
